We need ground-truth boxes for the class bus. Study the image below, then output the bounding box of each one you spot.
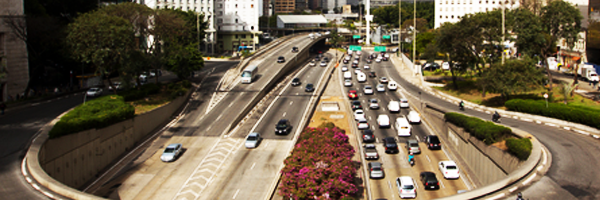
[241,65,258,84]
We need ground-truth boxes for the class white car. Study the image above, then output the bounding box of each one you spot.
[161,143,183,162]
[354,109,365,120]
[341,66,348,72]
[364,85,374,95]
[354,68,362,74]
[377,114,390,127]
[388,81,398,90]
[353,60,359,65]
[376,84,386,92]
[396,176,417,199]
[363,65,370,70]
[442,62,450,70]
[86,87,103,97]
[375,58,382,63]
[344,79,353,87]
[325,31,331,35]
[388,101,400,112]
[320,60,328,67]
[407,111,421,123]
[379,77,389,84]
[400,99,409,108]
[369,99,380,109]
[439,161,460,179]
[245,132,262,148]
[356,51,362,55]
[345,56,352,61]
[108,82,122,91]
[309,60,316,66]
[357,118,369,130]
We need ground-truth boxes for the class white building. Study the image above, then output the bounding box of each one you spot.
[215,0,262,52]
[140,0,217,54]
[434,0,519,29]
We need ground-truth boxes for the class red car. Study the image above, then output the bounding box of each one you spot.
[348,90,358,99]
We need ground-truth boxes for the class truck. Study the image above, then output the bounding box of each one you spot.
[364,144,379,160]
[579,64,599,82]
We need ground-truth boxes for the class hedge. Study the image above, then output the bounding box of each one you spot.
[279,123,358,199]
[119,83,161,101]
[505,99,600,129]
[49,95,135,139]
[505,138,532,160]
[445,112,511,145]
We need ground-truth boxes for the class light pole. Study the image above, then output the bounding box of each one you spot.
[501,2,505,65]
[398,1,401,57]
[413,0,416,68]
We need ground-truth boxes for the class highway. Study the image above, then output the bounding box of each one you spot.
[339,51,469,199]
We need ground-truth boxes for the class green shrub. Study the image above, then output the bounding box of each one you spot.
[505,99,600,129]
[49,95,135,138]
[445,112,511,145]
[119,83,161,101]
[505,138,532,160]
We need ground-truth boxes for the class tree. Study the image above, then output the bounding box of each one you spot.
[66,11,135,91]
[435,22,469,90]
[560,80,578,104]
[512,1,582,93]
[478,57,545,99]
[328,30,344,48]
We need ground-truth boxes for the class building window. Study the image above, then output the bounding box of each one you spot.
[236,4,238,8]
[219,11,223,15]
[251,26,254,30]
[440,15,443,18]
[241,34,246,38]
[217,19,223,23]
[235,34,238,38]
[218,34,223,39]
[219,3,223,8]
[235,19,238,23]
[251,4,253,8]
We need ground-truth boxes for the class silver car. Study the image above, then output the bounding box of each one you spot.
[245,132,262,148]
[369,162,385,179]
[406,139,421,154]
[86,87,103,97]
[161,143,183,162]
[377,84,386,92]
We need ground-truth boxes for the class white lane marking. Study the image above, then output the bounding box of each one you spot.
[32,184,40,190]
[232,189,240,199]
[216,114,223,121]
[250,162,256,170]
[289,101,293,105]
[522,173,537,185]
[487,193,506,200]
[440,179,445,189]
[509,186,519,192]
[388,180,395,197]
[282,112,287,117]
[264,141,270,148]
[368,116,372,120]
[542,148,547,165]
[425,155,431,163]
[228,101,234,108]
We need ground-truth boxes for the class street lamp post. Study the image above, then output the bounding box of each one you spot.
[413,0,416,69]
[501,3,505,65]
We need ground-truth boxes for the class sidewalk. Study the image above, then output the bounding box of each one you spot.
[550,70,600,101]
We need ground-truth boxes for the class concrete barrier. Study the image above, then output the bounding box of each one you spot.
[421,103,542,199]
[25,89,193,200]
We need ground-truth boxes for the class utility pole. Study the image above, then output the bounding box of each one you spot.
[197,13,200,51]
[398,1,401,56]
[413,0,416,66]
[366,0,372,45]
[501,3,505,65]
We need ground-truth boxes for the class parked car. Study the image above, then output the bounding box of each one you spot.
[245,132,262,148]
[364,144,379,160]
[383,137,399,154]
[407,111,421,123]
[305,83,315,92]
[368,162,385,179]
[425,135,442,150]
[86,87,103,97]
[362,129,375,143]
[161,143,183,162]
[108,82,122,91]
[420,172,440,190]
[277,56,285,63]
[396,176,417,199]
[406,139,421,154]
[291,78,301,86]
[422,62,441,71]
[439,160,460,179]
[275,119,292,135]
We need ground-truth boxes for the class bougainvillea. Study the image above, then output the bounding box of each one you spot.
[278,123,358,199]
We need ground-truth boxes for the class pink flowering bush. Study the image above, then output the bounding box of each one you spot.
[279,122,358,199]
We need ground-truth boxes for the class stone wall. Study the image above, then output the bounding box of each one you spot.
[0,0,30,102]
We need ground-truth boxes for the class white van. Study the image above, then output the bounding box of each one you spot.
[344,71,352,79]
[377,114,390,127]
[395,116,412,136]
[388,101,400,113]
[357,73,367,82]
[396,176,417,199]
[388,81,398,91]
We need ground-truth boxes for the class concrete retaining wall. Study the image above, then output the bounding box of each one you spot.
[27,90,191,200]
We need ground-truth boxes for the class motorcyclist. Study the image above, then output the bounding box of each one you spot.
[516,192,524,200]
[459,100,465,110]
[493,111,501,121]
[408,152,415,164]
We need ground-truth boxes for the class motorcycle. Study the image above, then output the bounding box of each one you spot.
[492,113,501,123]
[408,157,415,166]
[459,102,465,111]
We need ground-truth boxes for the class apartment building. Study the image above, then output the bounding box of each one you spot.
[275,0,295,13]
[143,0,217,54]
[0,0,29,102]
[434,0,519,28]
[215,0,262,52]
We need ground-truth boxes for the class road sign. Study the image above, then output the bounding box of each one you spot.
[349,45,362,51]
[382,35,391,39]
[353,35,361,39]
[374,46,386,52]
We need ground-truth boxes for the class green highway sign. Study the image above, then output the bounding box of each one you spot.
[382,35,391,39]
[349,45,362,51]
[374,46,386,52]
[353,35,361,39]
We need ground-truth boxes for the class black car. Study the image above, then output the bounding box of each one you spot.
[275,119,292,135]
[370,53,377,59]
[382,56,389,61]
[291,78,301,86]
[383,137,399,154]
[315,56,321,61]
[343,59,349,64]
[278,56,285,63]
[352,63,358,68]
[351,100,362,111]
[420,172,440,190]
[369,72,377,77]
[305,83,315,92]
[425,135,442,150]
[292,46,299,52]
[422,63,441,71]
[323,57,329,62]
[362,129,375,143]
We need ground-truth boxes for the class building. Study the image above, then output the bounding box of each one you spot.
[141,0,217,55]
[310,0,322,9]
[215,0,262,52]
[277,15,328,28]
[434,0,520,29]
[275,0,295,13]
[297,0,309,10]
[0,0,29,102]
[263,0,271,16]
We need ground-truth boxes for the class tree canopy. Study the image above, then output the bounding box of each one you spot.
[478,57,545,99]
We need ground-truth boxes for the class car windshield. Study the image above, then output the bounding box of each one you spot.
[241,71,252,77]
[409,142,418,147]
[371,99,377,103]
[164,147,176,153]
[247,136,257,141]
[277,123,287,128]
[401,100,408,103]
[307,84,313,88]
[446,165,457,170]
[402,185,415,190]
[387,143,397,148]
[430,137,440,143]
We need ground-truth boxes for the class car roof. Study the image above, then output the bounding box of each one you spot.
[421,171,436,176]
[349,90,357,93]
[384,137,395,142]
[166,143,181,148]
[440,160,457,166]
[370,162,382,167]
[363,129,373,134]
[278,119,288,123]
[248,132,259,137]
[407,139,418,143]
[398,176,414,183]
[365,144,376,148]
